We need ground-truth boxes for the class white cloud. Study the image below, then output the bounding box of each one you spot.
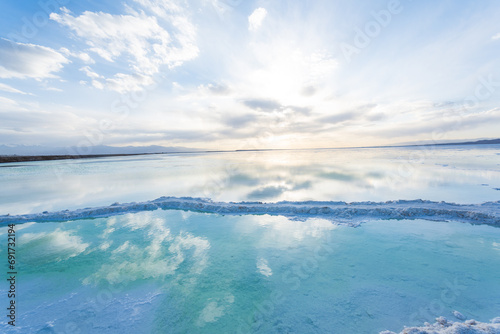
[60,47,95,64]
[91,80,105,89]
[248,7,267,31]
[0,96,19,107]
[106,73,155,93]
[240,44,338,105]
[77,52,94,63]
[492,32,500,40]
[308,51,338,79]
[43,86,63,92]
[50,4,198,93]
[0,83,30,95]
[51,9,170,65]
[79,66,101,80]
[132,0,182,18]
[0,38,69,79]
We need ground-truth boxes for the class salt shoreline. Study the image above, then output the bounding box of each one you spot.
[381,316,500,334]
[1,196,499,226]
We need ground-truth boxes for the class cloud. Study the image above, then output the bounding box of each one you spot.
[243,98,282,112]
[248,7,268,31]
[204,83,231,95]
[223,113,258,127]
[319,104,377,124]
[59,47,95,64]
[242,98,311,114]
[0,108,86,134]
[365,107,500,139]
[102,127,220,145]
[51,8,170,65]
[79,66,101,80]
[365,112,387,121]
[492,32,500,40]
[42,86,63,92]
[0,83,30,95]
[301,85,317,96]
[0,39,69,79]
[241,41,337,104]
[50,4,198,93]
[288,106,312,114]
[0,96,20,108]
[0,96,101,147]
[320,111,358,124]
[106,72,155,92]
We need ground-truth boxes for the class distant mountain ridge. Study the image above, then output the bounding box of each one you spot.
[1,138,499,156]
[396,138,500,146]
[432,138,500,146]
[0,145,201,156]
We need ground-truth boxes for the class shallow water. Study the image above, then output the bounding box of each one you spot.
[1,145,499,215]
[1,210,499,333]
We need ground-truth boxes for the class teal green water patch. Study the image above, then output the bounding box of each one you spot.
[1,211,499,333]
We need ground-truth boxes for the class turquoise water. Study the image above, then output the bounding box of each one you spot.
[2,210,499,333]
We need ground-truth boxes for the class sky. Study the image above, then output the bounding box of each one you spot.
[0,0,500,150]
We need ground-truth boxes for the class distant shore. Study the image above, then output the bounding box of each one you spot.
[0,153,155,164]
[1,138,499,164]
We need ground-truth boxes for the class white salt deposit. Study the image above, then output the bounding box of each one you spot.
[380,317,500,334]
[1,196,499,227]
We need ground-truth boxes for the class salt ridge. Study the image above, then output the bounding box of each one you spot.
[380,316,500,334]
[1,197,499,226]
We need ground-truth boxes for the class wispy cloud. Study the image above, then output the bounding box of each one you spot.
[0,39,69,79]
[50,3,198,93]
[0,83,31,95]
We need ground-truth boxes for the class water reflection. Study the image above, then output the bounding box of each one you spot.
[6,209,500,333]
[7,209,339,332]
[84,212,211,286]
[1,146,499,215]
